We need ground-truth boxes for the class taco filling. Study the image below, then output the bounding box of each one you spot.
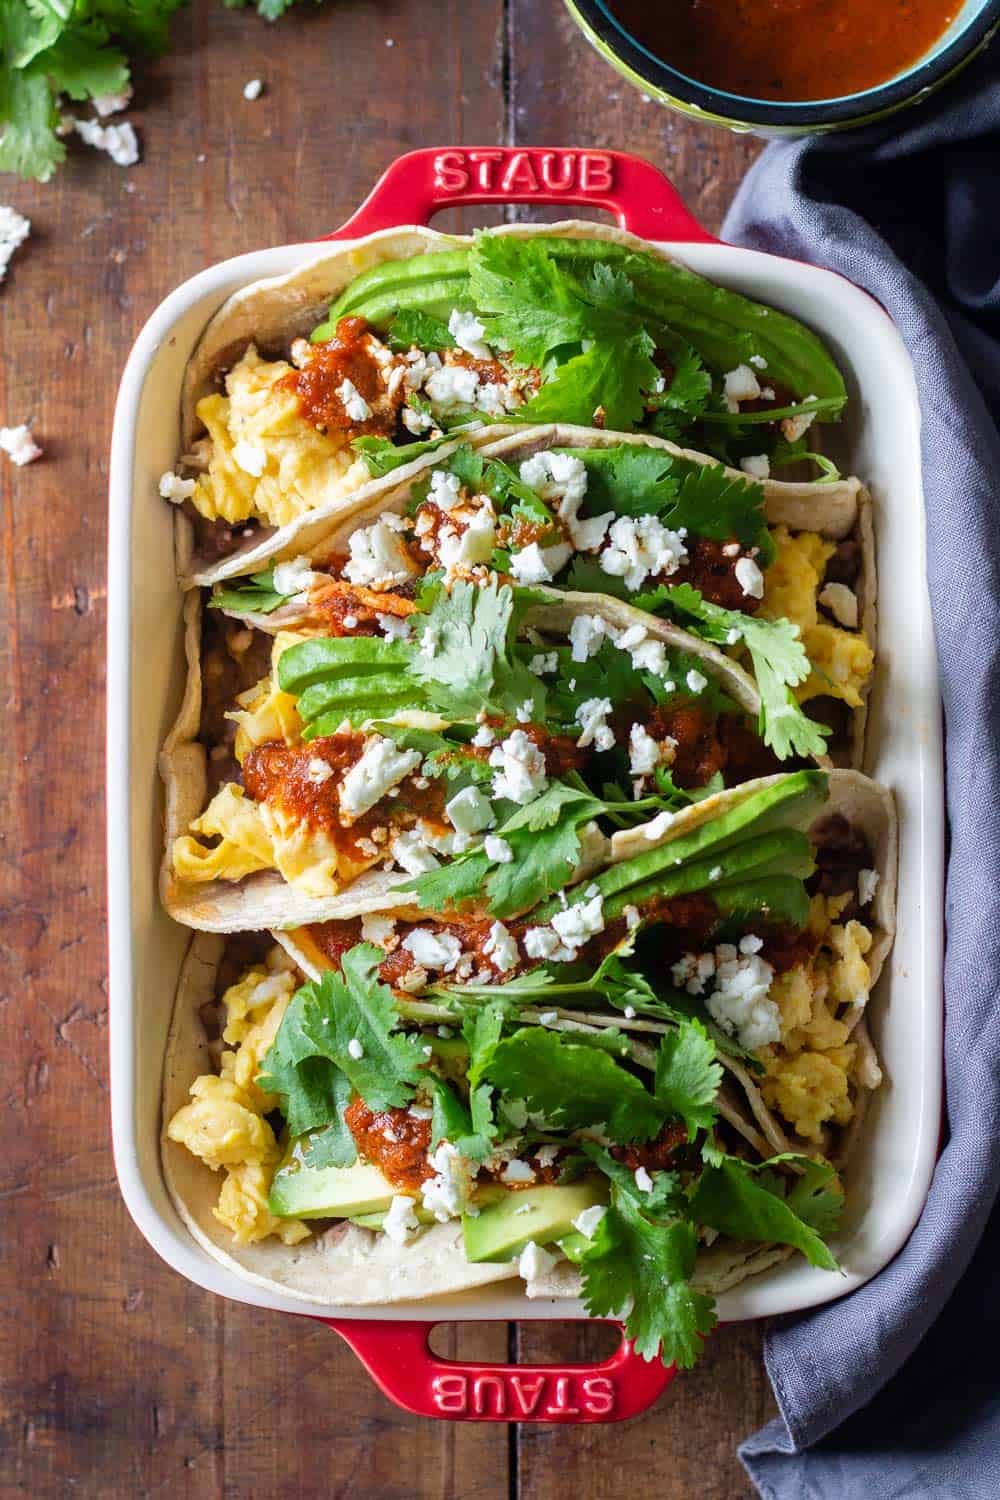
[210,436,873,764]
[169,572,809,909]
[165,768,891,1369]
[163,231,846,565]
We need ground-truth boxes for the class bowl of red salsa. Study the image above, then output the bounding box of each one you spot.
[565,0,1000,131]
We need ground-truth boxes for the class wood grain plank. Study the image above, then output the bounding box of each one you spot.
[0,3,509,1496]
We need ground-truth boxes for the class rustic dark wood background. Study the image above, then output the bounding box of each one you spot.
[0,2,773,1494]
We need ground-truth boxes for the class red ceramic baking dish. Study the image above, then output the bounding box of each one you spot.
[107,146,943,1423]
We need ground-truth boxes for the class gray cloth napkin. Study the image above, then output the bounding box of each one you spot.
[722,54,1000,1499]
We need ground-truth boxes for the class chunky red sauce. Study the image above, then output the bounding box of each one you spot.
[672,538,762,615]
[607,0,958,102]
[612,1121,689,1173]
[344,1099,434,1193]
[279,315,402,435]
[308,577,417,635]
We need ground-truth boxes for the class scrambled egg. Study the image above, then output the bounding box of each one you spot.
[761,527,874,710]
[759,893,873,1143]
[189,347,370,528]
[166,950,310,1245]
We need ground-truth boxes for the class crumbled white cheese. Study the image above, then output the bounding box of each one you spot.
[599,514,687,592]
[361,914,398,948]
[158,470,196,503]
[734,556,765,600]
[781,403,818,443]
[484,920,519,974]
[339,377,371,423]
[858,868,880,906]
[575,697,615,752]
[272,557,323,596]
[501,1158,536,1185]
[93,88,133,117]
[550,889,605,953]
[623,906,641,933]
[818,581,859,629]
[722,364,762,410]
[344,517,418,589]
[0,206,30,282]
[422,1142,476,1220]
[629,722,662,776]
[306,757,334,786]
[528,652,558,676]
[538,1010,558,1025]
[509,540,573,586]
[739,934,763,955]
[739,454,771,481]
[471,723,496,748]
[428,468,464,511]
[704,946,780,1050]
[573,1205,607,1239]
[446,785,494,835]
[519,450,610,552]
[484,835,514,864]
[232,439,266,477]
[339,736,422,820]
[72,117,139,167]
[515,699,534,724]
[518,1240,558,1283]
[383,1194,420,1244]
[685,668,709,695]
[390,828,440,875]
[425,362,480,412]
[347,1037,364,1061]
[243,78,264,101]
[436,510,497,571]
[476,380,519,417]
[523,927,574,963]
[402,927,464,973]
[634,1166,653,1194]
[569,612,606,663]
[0,425,41,466]
[402,405,434,435]
[749,354,768,371]
[448,309,492,360]
[376,612,413,641]
[489,730,548,805]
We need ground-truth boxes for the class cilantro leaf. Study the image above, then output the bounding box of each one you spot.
[483,1027,664,1143]
[579,1194,716,1368]
[646,343,713,440]
[516,331,659,433]
[259,945,424,1117]
[413,579,537,721]
[388,308,456,352]
[352,432,452,478]
[209,568,293,616]
[428,1075,493,1161]
[299,1082,358,1170]
[653,1019,722,1140]
[662,583,829,760]
[783,1155,846,1236]
[689,1153,841,1271]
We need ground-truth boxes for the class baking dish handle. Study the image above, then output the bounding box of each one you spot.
[323,1318,675,1423]
[322,147,715,244]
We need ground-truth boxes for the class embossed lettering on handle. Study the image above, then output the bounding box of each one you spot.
[324,1319,676,1424]
[323,146,714,244]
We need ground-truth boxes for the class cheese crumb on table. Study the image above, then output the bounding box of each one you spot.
[72,118,140,167]
[0,206,30,282]
[243,79,264,101]
[0,425,42,466]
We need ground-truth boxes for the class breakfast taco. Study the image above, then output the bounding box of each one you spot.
[210,426,875,767]
[162,767,896,1367]
[160,547,848,932]
[162,221,848,585]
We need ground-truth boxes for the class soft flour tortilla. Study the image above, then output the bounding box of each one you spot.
[161,931,518,1305]
[161,932,801,1307]
[217,421,876,769]
[177,218,866,587]
[158,586,770,932]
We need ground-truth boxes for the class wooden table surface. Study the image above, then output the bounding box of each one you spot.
[0,3,773,1494]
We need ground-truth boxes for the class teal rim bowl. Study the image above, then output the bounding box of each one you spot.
[566,0,1000,132]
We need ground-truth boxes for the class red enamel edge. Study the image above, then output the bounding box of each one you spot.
[322,147,715,243]
[321,1318,676,1423]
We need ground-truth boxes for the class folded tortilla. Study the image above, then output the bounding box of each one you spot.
[215,422,876,771]
[175,219,863,587]
[159,586,774,933]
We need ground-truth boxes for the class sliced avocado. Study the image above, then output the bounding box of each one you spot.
[555,1231,589,1264]
[714,873,811,931]
[349,1206,436,1230]
[314,250,473,339]
[463,1179,608,1264]
[268,1157,397,1220]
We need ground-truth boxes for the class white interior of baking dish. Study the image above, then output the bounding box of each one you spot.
[108,231,944,1326]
